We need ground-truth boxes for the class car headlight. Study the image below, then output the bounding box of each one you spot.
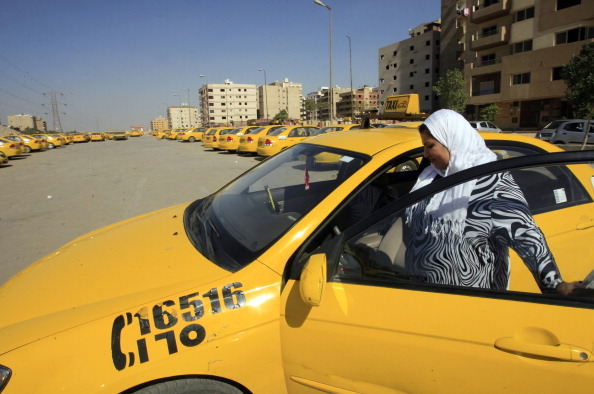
[0,366,11,392]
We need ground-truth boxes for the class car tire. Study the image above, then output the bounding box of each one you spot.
[48,143,55,149]
[395,160,418,172]
[131,378,243,394]
[189,137,195,142]
[24,146,32,153]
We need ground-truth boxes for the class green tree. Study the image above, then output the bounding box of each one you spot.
[561,41,594,149]
[480,104,500,123]
[273,109,289,122]
[433,68,468,114]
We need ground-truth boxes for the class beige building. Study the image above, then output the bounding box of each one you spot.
[199,80,258,127]
[167,106,199,129]
[7,114,46,132]
[378,20,442,114]
[259,79,303,122]
[336,86,380,121]
[445,0,594,128]
[151,116,169,131]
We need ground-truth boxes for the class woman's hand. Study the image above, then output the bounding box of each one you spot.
[556,281,581,296]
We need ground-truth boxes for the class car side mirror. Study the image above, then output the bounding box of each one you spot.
[299,254,327,306]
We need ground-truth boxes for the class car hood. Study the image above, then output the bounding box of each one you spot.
[0,203,234,349]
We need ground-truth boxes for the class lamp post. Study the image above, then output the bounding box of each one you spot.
[258,68,269,122]
[183,88,191,127]
[314,0,333,123]
[199,75,209,127]
[347,35,354,121]
[173,94,181,128]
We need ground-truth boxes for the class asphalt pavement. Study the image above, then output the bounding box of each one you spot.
[0,136,258,285]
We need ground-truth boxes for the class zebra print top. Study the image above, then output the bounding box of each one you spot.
[404,172,563,292]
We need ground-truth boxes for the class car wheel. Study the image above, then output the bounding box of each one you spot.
[131,378,243,394]
[24,146,32,153]
[189,137,195,142]
[48,143,55,149]
[395,160,418,172]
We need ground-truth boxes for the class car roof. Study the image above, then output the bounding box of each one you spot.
[304,127,558,156]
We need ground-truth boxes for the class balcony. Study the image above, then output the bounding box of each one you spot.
[466,57,503,77]
[470,0,510,24]
[471,25,509,51]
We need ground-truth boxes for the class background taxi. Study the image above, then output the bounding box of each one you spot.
[202,127,235,150]
[256,125,319,157]
[218,126,260,152]
[0,138,23,159]
[1,128,594,393]
[177,127,207,142]
[3,135,43,153]
[237,125,285,154]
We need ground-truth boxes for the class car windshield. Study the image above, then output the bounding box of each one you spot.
[246,127,264,135]
[184,143,369,272]
[543,120,565,129]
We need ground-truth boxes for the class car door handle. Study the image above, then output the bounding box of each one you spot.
[576,219,594,230]
[495,337,593,362]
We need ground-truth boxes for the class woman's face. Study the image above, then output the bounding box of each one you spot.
[421,132,450,171]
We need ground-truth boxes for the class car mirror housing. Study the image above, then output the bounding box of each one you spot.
[299,254,327,306]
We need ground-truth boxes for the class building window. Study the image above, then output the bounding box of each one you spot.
[552,67,564,80]
[425,68,430,74]
[409,72,414,77]
[386,65,390,70]
[425,82,430,87]
[480,53,496,66]
[393,63,398,68]
[409,85,414,90]
[557,0,581,10]
[393,75,397,80]
[484,0,500,7]
[425,95,429,100]
[410,59,414,64]
[393,50,398,56]
[393,88,398,93]
[482,25,498,38]
[512,72,531,85]
[380,54,385,60]
[515,7,535,22]
[556,27,594,45]
[410,45,415,51]
[380,78,385,83]
[513,39,533,54]
[426,40,430,46]
[425,54,431,60]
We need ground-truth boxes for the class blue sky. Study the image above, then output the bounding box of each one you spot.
[0,0,440,131]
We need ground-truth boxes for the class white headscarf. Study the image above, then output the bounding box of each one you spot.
[409,109,497,235]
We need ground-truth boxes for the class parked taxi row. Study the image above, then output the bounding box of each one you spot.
[154,124,364,158]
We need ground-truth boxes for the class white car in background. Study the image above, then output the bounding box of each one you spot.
[536,119,594,144]
[469,121,502,133]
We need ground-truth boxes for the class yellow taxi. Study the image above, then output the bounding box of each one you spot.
[109,131,129,141]
[168,128,186,140]
[2,128,594,393]
[4,135,43,153]
[70,133,90,143]
[0,137,23,158]
[218,126,260,152]
[60,134,73,145]
[177,127,207,142]
[256,125,319,157]
[311,123,362,137]
[154,129,170,139]
[202,127,235,150]
[33,134,63,148]
[237,125,285,154]
[129,130,143,137]
[90,132,105,141]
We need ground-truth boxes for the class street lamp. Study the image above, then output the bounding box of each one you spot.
[183,88,191,127]
[314,0,333,123]
[347,35,353,121]
[199,75,209,127]
[258,68,269,122]
[173,94,182,128]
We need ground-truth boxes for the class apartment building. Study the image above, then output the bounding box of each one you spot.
[451,0,594,128]
[167,106,199,129]
[335,86,380,120]
[199,80,258,127]
[7,114,46,132]
[259,79,303,122]
[378,20,442,114]
[151,116,168,132]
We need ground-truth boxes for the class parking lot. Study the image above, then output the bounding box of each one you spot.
[0,136,258,285]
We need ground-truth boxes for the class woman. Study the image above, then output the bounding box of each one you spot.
[404,109,575,295]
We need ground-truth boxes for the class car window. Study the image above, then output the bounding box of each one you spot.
[288,128,306,138]
[487,122,497,128]
[543,120,565,130]
[268,127,287,136]
[564,122,583,132]
[326,159,594,303]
